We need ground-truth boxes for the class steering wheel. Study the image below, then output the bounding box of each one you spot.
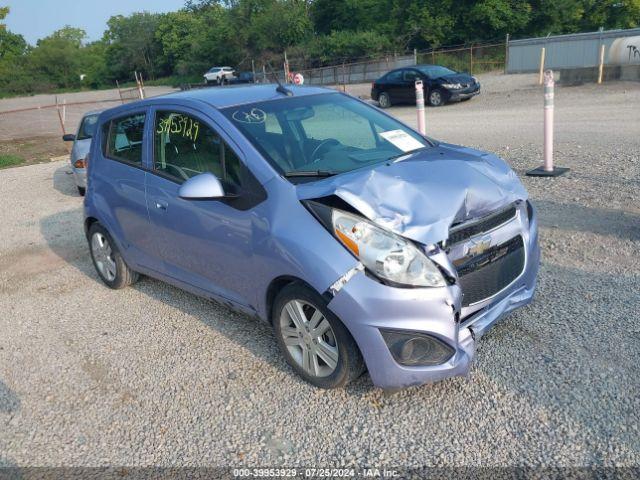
[310,139,340,163]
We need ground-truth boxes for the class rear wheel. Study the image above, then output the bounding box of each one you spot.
[88,223,139,289]
[378,92,391,109]
[273,283,365,389]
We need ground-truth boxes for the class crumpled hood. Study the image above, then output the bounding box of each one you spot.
[438,73,474,84]
[296,143,527,245]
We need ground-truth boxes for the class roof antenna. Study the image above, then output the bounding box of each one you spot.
[267,63,293,96]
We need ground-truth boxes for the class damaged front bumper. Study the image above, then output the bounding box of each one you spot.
[326,206,540,389]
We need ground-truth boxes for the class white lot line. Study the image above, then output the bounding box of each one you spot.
[0,77,638,467]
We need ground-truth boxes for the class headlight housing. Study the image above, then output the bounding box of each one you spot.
[442,83,462,89]
[306,202,446,288]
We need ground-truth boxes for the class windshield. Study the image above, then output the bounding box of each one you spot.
[417,65,457,78]
[77,114,99,140]
[222,93,430,178]
[209,67,221,73]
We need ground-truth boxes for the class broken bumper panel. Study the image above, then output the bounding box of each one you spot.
[327,216,539,389]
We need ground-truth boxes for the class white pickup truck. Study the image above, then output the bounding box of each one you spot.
[203,66,235,85]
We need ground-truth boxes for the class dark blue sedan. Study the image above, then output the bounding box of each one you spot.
[371,65,481,108]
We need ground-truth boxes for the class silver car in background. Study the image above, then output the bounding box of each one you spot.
[63,110,101,196]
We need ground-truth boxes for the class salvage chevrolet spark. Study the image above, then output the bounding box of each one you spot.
[84,84,539,389]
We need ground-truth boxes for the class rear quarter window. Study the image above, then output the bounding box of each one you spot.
[102,113,146,166]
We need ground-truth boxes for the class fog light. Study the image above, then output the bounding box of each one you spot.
[380,329,455,366]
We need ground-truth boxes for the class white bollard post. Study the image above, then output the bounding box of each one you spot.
[527,70,569,177]
[415,80,426,135]
[543,70,554,171]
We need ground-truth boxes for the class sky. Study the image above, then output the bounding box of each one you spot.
[2,0,186,45]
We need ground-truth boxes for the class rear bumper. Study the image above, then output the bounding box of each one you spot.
[327,210,539,389]
[72,167,86,188]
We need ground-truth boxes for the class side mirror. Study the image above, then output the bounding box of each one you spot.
[62,133,76,142]
[178,172,225,200]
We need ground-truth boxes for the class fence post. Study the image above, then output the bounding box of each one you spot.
[470,44,474,74]
[505,34,510,74]
[262,65,266,83]
[597,44,605,84]
[251,59,256,82]
[342,62,346,91]
[538,48,546,85]
[414,48,417,65]
[527,70,569,177]
[432,50,435,64]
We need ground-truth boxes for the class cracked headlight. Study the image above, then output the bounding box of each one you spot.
[442,83,462,89]
[330,209,446,288]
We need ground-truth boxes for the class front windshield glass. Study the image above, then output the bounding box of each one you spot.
[77,114,99,140]
[417,65,456,78]
[222,93,430,178]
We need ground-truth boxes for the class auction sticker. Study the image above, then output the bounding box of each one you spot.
[379,129,425,152]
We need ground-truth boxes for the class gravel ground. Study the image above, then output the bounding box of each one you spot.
[0,74,639,470]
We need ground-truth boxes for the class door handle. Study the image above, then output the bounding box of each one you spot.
[154,199,168,211]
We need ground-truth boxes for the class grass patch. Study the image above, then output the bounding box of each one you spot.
[0,154,24,169]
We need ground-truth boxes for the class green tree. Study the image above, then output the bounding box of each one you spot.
[103,12,166,80]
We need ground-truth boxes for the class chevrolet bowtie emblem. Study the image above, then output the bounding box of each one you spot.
[465,236,492,257]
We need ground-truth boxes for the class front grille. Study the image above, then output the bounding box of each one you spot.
[448,205,517,245]
[456,236,525,307]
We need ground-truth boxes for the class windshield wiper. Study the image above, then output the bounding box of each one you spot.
[285,170,337,178]
[387,146,431,163]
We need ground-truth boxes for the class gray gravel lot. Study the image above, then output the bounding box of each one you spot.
[0,74,639,469]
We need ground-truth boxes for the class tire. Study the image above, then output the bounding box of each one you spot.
[77,186,86,196]
[378,92,391,109]
[428,89,446,107]
[88,223,139,289]
[273,283,365,389]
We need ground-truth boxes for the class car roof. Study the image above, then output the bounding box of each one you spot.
[147,84,335,110]
[83,109,103,117]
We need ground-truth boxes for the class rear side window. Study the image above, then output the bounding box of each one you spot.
[103,113,146,166]
[153,111,242,187]
[385,70,402,82]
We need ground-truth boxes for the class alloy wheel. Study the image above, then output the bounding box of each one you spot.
[91,232,117,282]
[430,90,442,106]
[279,299,339,378]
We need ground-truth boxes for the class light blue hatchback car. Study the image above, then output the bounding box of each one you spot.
[63,110,101,196]
[84,84,540,389]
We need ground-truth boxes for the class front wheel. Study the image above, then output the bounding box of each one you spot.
[273,284,365,389]
[88,223,139,289]
[428,89,446,107]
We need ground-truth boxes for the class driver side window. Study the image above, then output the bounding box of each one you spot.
[154,111,242,187]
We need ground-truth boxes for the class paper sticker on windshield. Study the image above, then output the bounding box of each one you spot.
[379,130,425,152]
[232,108,266,124]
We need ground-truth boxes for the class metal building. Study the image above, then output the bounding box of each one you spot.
[507,28,640,73]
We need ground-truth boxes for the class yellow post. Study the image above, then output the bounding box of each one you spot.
[597,44,606,84]
[538,47,546,85]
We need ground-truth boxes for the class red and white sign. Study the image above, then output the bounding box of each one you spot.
[293,73,304,85]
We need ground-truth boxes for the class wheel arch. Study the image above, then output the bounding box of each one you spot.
[84,216,99,239]
[265,275,330,325]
